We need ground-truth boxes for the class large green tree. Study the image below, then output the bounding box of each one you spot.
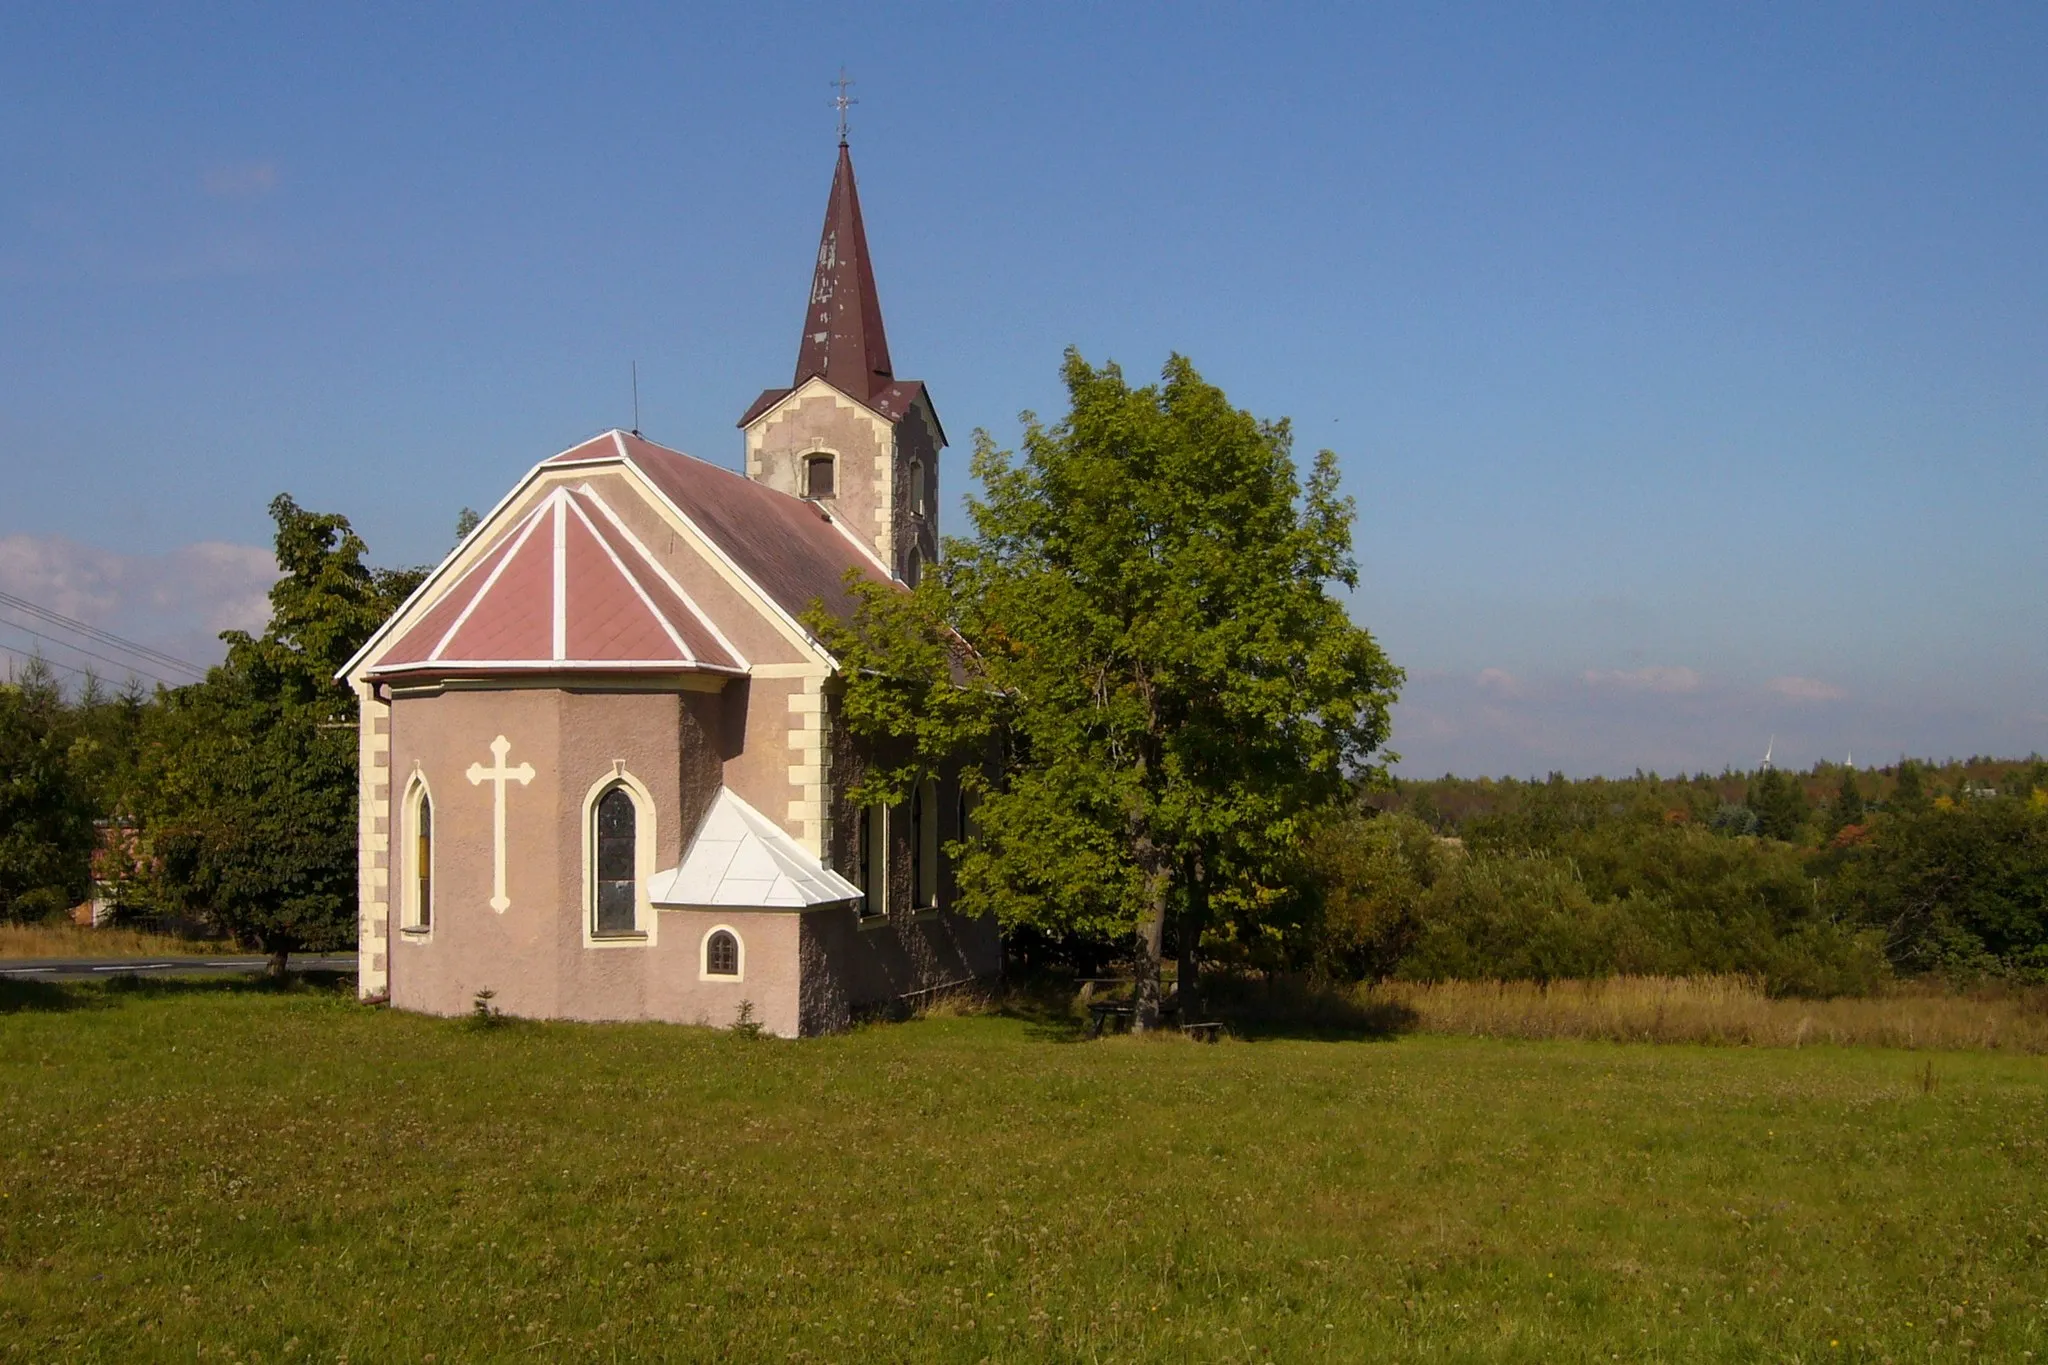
[812,351,1402,1028]
[0,658,97,920]
[139,496,421,974]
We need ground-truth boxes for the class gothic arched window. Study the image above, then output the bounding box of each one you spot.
[909,458,926,516]
[594,786,637,936]
[415,792,433,930]
[904,547,923,588]
[405,782,433,933]
[805,453,835,499]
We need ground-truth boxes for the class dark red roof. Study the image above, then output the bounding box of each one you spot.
[369,481,743,677]
[735,144,942,446]
[798,142,892,401]
[548,432,896,634]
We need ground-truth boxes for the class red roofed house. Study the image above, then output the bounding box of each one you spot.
[340,139,996,1035]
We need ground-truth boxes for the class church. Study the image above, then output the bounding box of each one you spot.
[340,137,1000,1036]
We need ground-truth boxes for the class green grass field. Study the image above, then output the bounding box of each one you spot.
[3,977,2044,1362]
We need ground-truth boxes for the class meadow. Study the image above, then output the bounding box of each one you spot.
[3,976,2045,1363]
[0,923,222,960]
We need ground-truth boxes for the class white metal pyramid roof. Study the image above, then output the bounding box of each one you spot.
[649,788,862,909]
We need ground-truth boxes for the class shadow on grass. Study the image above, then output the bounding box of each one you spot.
[954,973,1420,1045]
[0,969,358,1014]
[1185,975,1419,1044]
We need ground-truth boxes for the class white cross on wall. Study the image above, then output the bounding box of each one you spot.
[466,734,535,912]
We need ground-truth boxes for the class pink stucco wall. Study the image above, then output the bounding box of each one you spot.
[384,684,810,1035]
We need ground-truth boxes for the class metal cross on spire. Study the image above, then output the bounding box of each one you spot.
[832,67,857,145]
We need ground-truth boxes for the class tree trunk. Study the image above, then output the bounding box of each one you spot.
[1131,844,1171,1034]
[266,948,290,981]
[1177,856,1206,1024]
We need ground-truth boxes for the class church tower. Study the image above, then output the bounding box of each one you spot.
[739,139,944,586]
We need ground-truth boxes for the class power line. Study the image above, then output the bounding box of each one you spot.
[0,619,186,690]
[0,590,207,678]
[0,647,98,688]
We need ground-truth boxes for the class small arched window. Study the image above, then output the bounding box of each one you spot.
[594,786,637,936]
[904,546,922,588]
[705,929,739,976]
[414,792,433,930]
[805,453,835,499]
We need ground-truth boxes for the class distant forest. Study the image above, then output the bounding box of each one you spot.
[1292,756,2048,995]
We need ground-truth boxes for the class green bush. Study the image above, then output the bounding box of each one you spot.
[1831,797,2048,979]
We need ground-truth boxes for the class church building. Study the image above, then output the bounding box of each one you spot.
[340,138,999,1036]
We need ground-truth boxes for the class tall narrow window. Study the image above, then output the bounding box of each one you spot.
[909,785,924,912]
[909,458,926,516]
[594,787,637,936]
[904,547,922,588]
[916,780,939,910]
[857,804,884,918]
[805,453,835,499]
[415,793,433,929]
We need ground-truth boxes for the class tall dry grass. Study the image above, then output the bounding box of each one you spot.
[0,923,225,961]
[1367,974,2048,1053]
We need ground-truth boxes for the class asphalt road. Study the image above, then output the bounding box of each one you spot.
[0,954,358,982]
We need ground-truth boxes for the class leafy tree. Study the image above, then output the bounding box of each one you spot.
[1890,759,1927,812]
[1746,767,1810,843]
[1831,767,1867,833]
[1303,811,1442,981]
[138,496,414,975]
[811,351,1401,1028]
[0,658,95,920]
[1835,796,2048,977]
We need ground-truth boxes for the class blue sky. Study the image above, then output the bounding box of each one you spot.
[2,3,2043,775]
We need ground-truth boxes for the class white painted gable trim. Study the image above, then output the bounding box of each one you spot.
[649,787,861,910]
[561,491,693,662]
[339,432,624,682]
[427,497,552,661]
[609,457,837,667]
[574,483,749,669]
[340,433,827,682]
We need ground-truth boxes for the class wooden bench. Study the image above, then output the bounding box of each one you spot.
[1087,1000,1134,1037]
[1180,1022,1224,1042]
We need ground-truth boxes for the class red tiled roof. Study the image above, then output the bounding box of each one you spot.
[368,481,744,678]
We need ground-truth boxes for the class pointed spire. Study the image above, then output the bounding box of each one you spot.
[794,142,893,401]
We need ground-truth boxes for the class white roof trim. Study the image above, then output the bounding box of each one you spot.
[613,455,837,668]
[367,659,746,676]
[428,496,551,662]
[338,431,631,681]
[562,491,694,663]
[648,788,861,909]
[576,482,751,670]
[821,503,897,580]
[550,496,569,661]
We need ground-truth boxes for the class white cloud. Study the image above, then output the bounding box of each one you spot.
[0,534,276,685]
[1581,664,1702,694]
[1767,675,1848,702]
[202,162,279,199]
[1475,667,1522,696]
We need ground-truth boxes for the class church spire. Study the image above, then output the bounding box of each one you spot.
[794,141,893,401]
